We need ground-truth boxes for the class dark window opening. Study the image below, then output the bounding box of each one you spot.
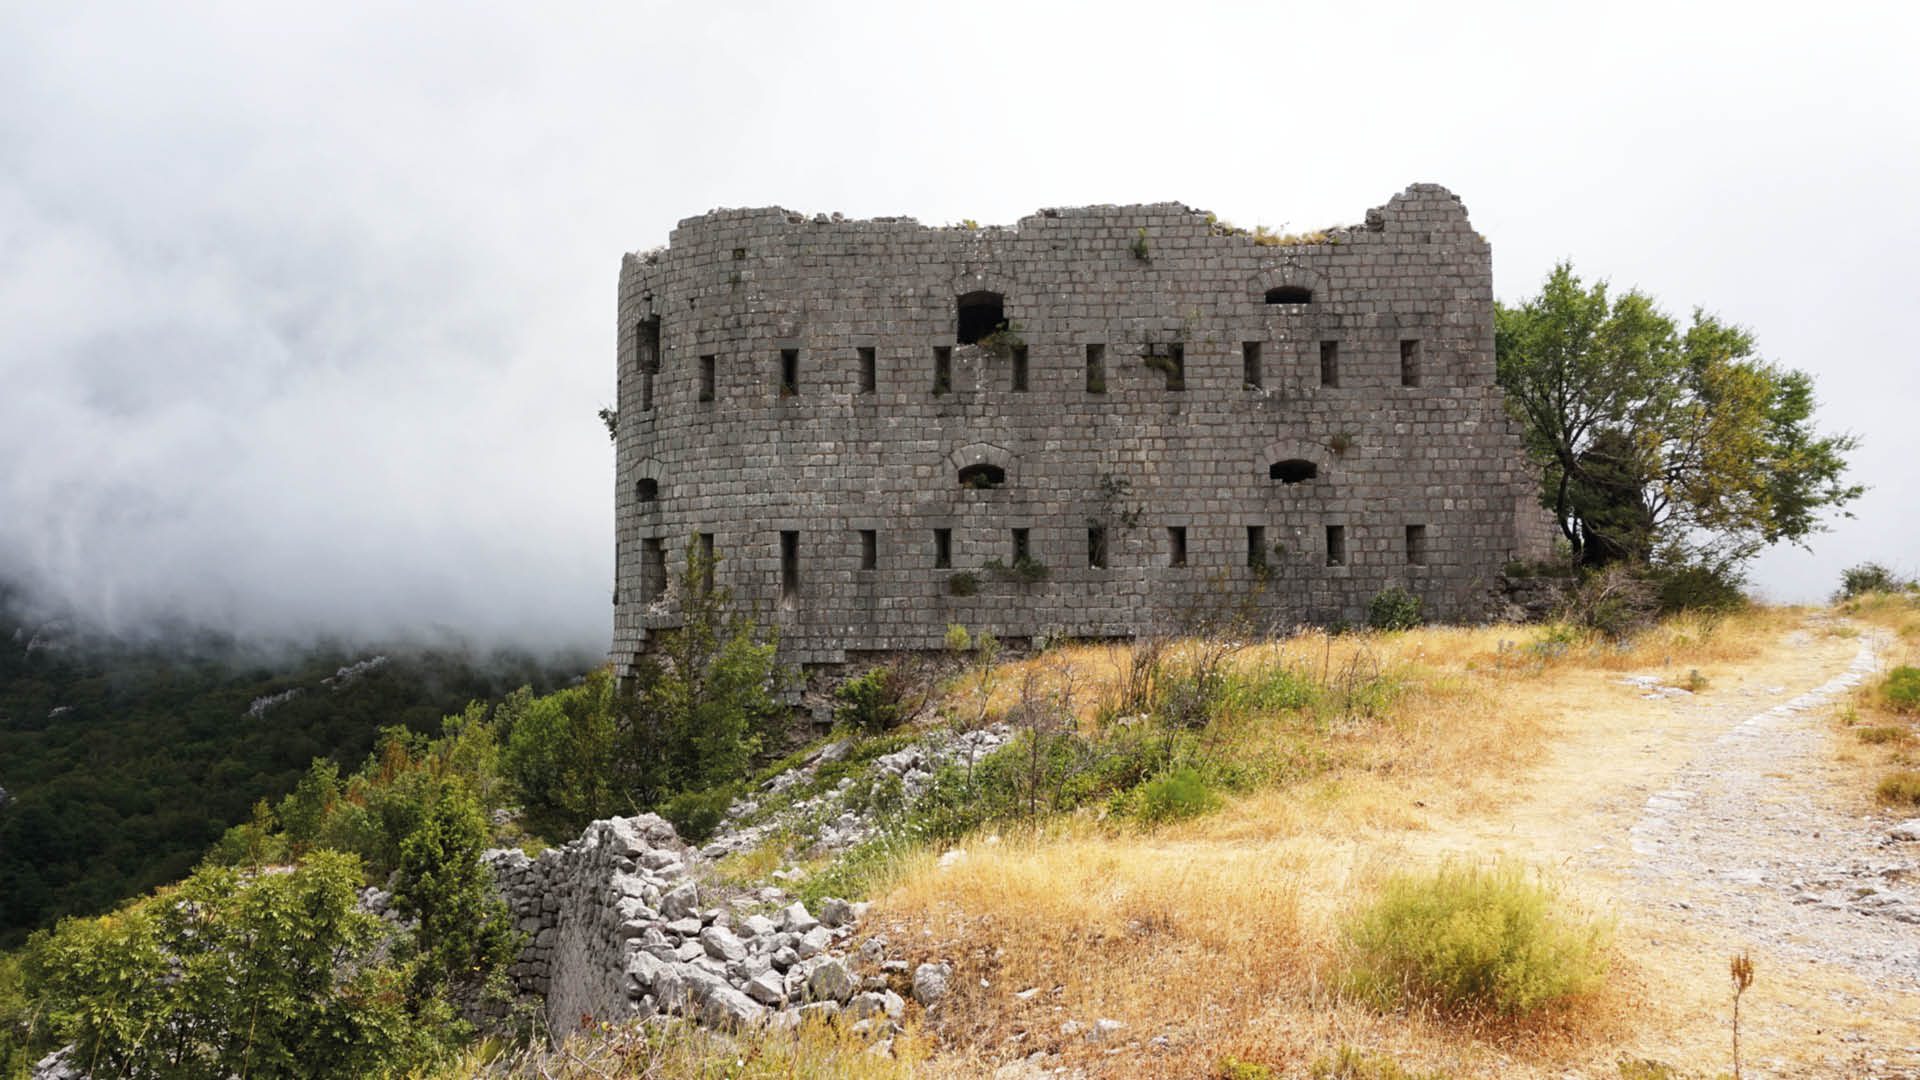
[637,317,661,411]
[858,347,876,393]
[1326,525,1347,567]
[1269,459,1319,484]
[1168,526,1187,567]
[697,532,715,594]
[1320,340,1340,388]
[1400,339,1422,387]
[1243,342,1262,389]
[933,346,952,395]
[780,530,799,607]
[1011,528,1030,562]
[1406,524,1428,565]
[731,247,747,261]
[1247,525,1267,568]
[1011,346,1029,392]
[934,528,952,569]
[859,529,877,570]
[636,478,659,503]
[642,537,666,601]
[780,348,799,396]
[699,354,716,402]
[1265,285,1312,305]
[958,463,1006,489]
[956,291,1005,344]
[1085,344,1107,393]
[1088,526,1108,569]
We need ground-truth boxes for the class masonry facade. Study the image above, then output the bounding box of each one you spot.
[613,183,1554,673]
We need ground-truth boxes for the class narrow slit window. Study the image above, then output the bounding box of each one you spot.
[1167,526,1187,567]
[1011,528,1030,563]
[1326,525,1347,567]
[1400,339,1422,387]
[699,354,716,402]
[1085,344,1106,393]
[1246,525,1267,569]
[637,317,661,411]
[1243,342,1262,389]
[933,346,952,395]
[857,347,876,393]
[933,528,952,570]
[1011,346,1029,392]
[1405,524,1428,565]
[780,348,799,396]
[1087,526,1108,569]
[780,530,799,606]
[1320,341,1340,388]
[859,529,877,570]
[697,532,715,594]
[642,537,666,601]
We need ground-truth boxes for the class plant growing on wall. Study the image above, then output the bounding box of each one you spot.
[983,557,1050,585]
[1131,227,1150,261]
[977,321,1024,359]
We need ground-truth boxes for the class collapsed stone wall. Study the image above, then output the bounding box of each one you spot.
[613,182,1556,673]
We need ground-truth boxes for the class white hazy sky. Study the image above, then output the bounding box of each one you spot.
[1,2,1914,653]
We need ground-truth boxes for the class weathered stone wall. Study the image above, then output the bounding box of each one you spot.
[613,183,1553,672]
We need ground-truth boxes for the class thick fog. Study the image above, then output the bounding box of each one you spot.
[2,3,1914,653]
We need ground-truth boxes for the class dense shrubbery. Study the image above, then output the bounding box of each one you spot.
[1838,562,1914,600]
[1342,862,1610,1016]
[1366,586,1423,631]
[833,666,909,734]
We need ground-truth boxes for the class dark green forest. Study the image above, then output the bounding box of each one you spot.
[0,584,590,948]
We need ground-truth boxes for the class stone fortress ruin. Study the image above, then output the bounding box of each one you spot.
[612,183,1553,674]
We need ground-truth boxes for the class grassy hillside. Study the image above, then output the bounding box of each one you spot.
[0,589,589,947]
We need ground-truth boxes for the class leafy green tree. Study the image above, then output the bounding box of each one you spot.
[1495,263,1861,569]
[22,851,450,1079]
[499,674,625,827]
[392,781,520,1005]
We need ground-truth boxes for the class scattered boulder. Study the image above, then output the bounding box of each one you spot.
[912,961,953,1005]
[1889,819,1920,842]
[808,958,856,1003]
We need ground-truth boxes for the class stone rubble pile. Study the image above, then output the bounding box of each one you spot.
[703,724,1013,861]
[487,813,953,1050]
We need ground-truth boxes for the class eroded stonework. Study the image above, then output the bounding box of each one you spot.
[613,184,1553,672]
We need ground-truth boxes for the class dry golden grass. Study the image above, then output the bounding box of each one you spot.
[863,610,1812,1076]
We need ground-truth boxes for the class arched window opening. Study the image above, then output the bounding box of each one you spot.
[636,478,659,502]
[1265,285,1312,305]
[958,463,1006,490]
[1269,459,1319,484]
[956,291,1005,344]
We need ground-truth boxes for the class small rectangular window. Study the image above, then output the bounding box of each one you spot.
[699,355,716,402]
[1326,525,1347,567]
[859,529,877,570]
[1400,339,1421,387]
[1011,528,1030,562]
[1246,525,1266,569]
[1167,526,1187,568]
[638,319,661,412]
[1087,526,1108,569]
[1011,346,1029,392]
[780,348,799,396]
[643,537,667,601]
[1406,524,1428,565]
[780,530,799,606]
[858,347,876,394]
[1320,341,1340,388]
[697,532,715,594]
[1085,344,1106,393]
[933,528,952,570]
[1242,342,1262,389]
[933,346,952,395]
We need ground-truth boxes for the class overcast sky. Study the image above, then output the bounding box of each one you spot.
[1,3,1914,654]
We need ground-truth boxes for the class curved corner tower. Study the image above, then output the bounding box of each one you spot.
[612,184,1553,673]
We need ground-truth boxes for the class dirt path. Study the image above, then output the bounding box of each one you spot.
[1398,618,1920,1076]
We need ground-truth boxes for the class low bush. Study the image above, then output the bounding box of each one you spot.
[1367,586,1423,632]
[1650,563,1748,615]
[1838,562,1914,600]
[1559,565,1657,640]
[1856,725,1908,745]
[834,666,908,733]
[660,786,738,844]
[1309,1046,1450,1080]
[1876,770,1920,806]
[1883,666,1920,714]
[1127,766,1221,824]
[1342,861,1610,1016]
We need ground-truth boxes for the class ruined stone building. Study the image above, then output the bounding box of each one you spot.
[612,183,1553,674]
